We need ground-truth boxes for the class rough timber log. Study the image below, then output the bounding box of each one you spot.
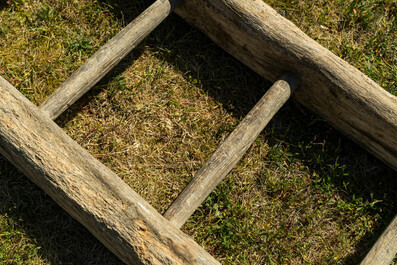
[360,215,397,265]
[175,0,397,171]
[0,76,219,265]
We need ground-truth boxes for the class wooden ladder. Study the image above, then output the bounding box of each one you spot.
[0,0,395,264]
[37,0,301,243]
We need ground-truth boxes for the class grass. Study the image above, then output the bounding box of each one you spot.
[0,0,396,264]
[267,0,396,94]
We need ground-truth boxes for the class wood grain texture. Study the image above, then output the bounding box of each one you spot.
[164,73,301,228]
[360,215,397,265]
[0,76,219,265]
[175,0,397,171]
[40,0,181,120]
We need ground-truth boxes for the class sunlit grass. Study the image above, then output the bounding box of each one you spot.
[0,0,395,264]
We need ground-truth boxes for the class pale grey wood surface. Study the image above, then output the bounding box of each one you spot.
[0,76,219,265]
[360,215,397,265]
[175,0,397,171]
[164,73,300,228]
[40,0,181,120]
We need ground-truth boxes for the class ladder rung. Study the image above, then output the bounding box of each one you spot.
[39,0,181,120]
[163,72,301,229]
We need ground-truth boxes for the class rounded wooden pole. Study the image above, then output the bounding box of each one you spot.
[0,76,219,265]
[164,73,300,228]
[40,0,181,120]
[360,215,397,265]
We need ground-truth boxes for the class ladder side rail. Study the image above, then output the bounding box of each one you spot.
[175,0,397,171]
[360,215,397,265]
[0,76,219,265]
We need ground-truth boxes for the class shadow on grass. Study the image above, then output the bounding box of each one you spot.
[0,1,10,10]
[0,0,395,264]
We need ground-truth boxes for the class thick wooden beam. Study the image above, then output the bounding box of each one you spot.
[40,0,181,120]
[360,215,397,265]
[164,73,300,228]
[0,76,219,265]
[175,0,397,171]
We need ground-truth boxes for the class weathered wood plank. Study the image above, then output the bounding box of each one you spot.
[360,215,397,265]
[40,0,181,120]
[175,0,397,171]
[0,76,219,265]
[164,73,300,228]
